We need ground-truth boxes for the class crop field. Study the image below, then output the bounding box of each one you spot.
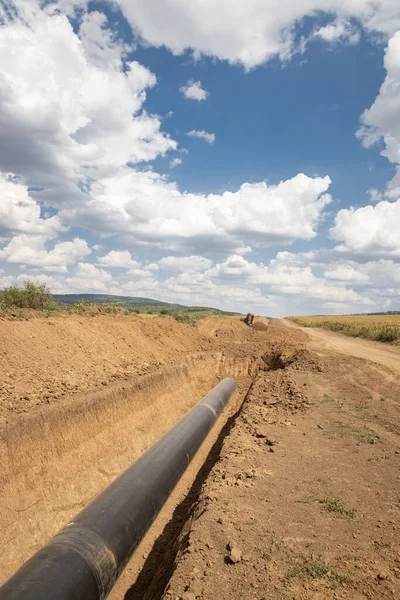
[289,314,400,343]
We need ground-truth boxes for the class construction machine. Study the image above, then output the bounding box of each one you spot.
[240,312,254,326]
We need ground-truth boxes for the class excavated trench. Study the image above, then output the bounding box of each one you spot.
[119,351,293,600]
[0,343,294,592]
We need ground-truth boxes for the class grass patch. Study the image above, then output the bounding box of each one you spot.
[319,497,356,518]
[296,495,356,518]
[286,557,348,585]
[327,421,382,445]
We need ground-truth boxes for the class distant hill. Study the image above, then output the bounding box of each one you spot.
[54,293,172,306]
[53,293,241,316]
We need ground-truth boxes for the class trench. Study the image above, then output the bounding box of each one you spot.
[122,351,291,600]
[0,346,290,590]
[0,352,254,584]
[123,376,258,600]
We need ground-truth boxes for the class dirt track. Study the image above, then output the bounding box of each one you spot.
[1,315,400,599]
[283,318,400,373]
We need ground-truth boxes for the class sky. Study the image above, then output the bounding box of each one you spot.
[1,0,400,317]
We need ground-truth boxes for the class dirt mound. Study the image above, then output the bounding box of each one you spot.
[285,347,323,371]
[0,314,212,417]
[252,321,268,331]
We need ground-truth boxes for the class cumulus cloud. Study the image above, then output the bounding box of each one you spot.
[116,0,400,69]
[158,255,212,272]
[66,262,115,292]
[97,250,140,269]
[357,31,400,198]
[330,199,400,259]
[0,173,62,238]
[0,235,91,271]
[179,80,209,101]
[0,5,175,202]
[186,130,216,145]
[324,264,369,282]
[61,170,332,253]
[206,252,370,304]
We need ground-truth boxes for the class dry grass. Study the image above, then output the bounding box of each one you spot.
[288,315,400,343]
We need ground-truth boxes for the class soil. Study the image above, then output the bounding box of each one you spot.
[158,320,400,600]
[1,314,400,599]
[0,314,213,418]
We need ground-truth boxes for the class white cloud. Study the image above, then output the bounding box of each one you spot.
[186,130,216,145]
[179,80,209,101]
[97,250,140,268]
[116,0,400,69]
[330,199,400,259]
[205,252,370,304]
[324,265,369,282]
[313,18,360,44]
[367,188,383,203]
[158,255,212,272]
[357,31,400,198]
[170,157,182,168]
[0,235,91,270]
[61,169,332,253]
[0,5,175,203]
[66,262,115,292]
[0,173,62,238]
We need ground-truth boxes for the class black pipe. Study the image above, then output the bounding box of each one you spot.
[0,378,237,600]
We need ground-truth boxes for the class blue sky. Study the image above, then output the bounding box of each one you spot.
[1,0,400,316]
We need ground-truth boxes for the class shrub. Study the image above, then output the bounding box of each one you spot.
[0,280,55,309]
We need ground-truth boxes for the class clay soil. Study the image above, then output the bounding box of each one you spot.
[1,314,400,600]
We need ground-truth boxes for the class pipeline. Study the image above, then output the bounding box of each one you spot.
[0,378,237,600]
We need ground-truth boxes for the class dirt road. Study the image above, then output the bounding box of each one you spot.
[283,318,400,373]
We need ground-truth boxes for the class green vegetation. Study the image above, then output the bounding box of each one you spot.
[295,495,355,517]
[319,497,356,518]
[286,557,348,585]
[325,420,382,445]
[0,280,56,310]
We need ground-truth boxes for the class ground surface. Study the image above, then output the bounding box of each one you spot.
[160,320,400,600]
[1,315,399,599]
